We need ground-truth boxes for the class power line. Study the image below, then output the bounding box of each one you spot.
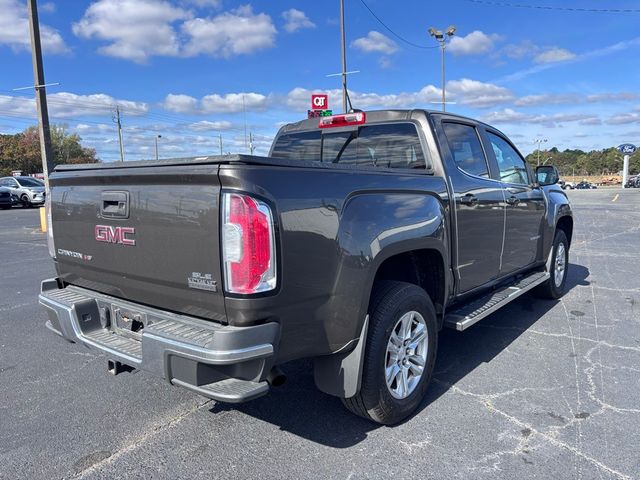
[461,0,640,13]
[357,0,439,50]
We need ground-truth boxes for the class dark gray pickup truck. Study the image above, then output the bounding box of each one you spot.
[40,109,573,424]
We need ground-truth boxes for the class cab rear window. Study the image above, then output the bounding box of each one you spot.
[271,123,429,170]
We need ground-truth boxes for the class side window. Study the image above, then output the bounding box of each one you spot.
[442,123,489,178]
[487,132,530,185]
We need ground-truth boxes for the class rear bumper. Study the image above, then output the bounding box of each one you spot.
[39,278,279,402]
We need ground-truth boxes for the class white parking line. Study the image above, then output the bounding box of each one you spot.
[612,194,619,202]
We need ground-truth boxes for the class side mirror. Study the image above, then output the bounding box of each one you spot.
[536,165,559,186]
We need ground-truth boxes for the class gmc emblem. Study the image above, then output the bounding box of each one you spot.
[95,225,136,246]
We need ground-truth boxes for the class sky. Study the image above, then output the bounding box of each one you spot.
[1,0,640,162]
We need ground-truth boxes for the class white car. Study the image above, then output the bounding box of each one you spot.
[0,176,46,207]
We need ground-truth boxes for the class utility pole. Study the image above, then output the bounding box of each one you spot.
[27,0,54,189]
[219,133,223,155]
[113,105,125,162]
[340,0,348,113]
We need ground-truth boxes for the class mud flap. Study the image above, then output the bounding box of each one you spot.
[313,315,369,398]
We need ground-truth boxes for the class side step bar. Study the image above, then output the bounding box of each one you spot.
[444,271,550,331]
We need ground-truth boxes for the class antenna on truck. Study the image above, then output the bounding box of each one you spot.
[325,0,359,113]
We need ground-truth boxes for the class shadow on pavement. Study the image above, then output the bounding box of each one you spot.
[210,263,590,447]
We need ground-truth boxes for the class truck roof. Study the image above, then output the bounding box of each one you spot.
[277,109,494,134]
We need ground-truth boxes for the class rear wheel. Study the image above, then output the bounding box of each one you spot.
[535,229,569,299]
[342,281,438,425]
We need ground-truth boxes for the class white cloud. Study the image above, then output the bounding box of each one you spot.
[182,0,220,6]
[502,40,539,59]
[514,92,639,107]
[201,92,269,113]
[73,2,275,62]
[73,0,188,63]
[286,80,513,111]
[533,47,576,64]
[189,120,233,131]
[446,79,514,107]
[587,92,639,103]
[606,113,640,125]
[40,2,57,13]
[162,92,269,114]
[515,93,580,107]
[482,108,598,127]
[162,93,198,113]
[579,118,602,126]
[286,85,441,111]
[0,92,148,118]
[0,0,68,53]
[351,31,398,55]
[448,31,500,56]
[282,8,315,33]
[181,6,276,58]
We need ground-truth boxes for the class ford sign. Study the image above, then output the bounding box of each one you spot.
[617,144,637,154]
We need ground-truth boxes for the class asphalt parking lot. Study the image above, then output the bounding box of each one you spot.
[1,189,639,480]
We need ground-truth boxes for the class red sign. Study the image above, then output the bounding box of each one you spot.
[311,94,329,110]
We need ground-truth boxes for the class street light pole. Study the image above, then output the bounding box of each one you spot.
[441,42,446,111]
[533,138,548,166]
[429,26,456,112]
[155,135,161,161]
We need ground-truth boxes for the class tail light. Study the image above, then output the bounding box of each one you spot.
[45,194,56,259]
[222,192,276,294]
[318,111,366,128]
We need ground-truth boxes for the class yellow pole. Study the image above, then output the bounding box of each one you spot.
[39,206,47,233]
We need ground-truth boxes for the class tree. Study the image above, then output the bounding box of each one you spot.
[525,147,640,177]
[0,124,99,176]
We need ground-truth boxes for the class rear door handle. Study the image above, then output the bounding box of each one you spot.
[506,196,520,206]
[459,194,479,206]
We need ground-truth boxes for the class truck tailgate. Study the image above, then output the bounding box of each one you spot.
[49,163,226,322]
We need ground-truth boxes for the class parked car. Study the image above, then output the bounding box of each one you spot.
[625,175,639,188]
[575,181,597,189]
[0,176,46,207]
[559,180,574,190]
[0,187,14,209]
[39,110,573,425]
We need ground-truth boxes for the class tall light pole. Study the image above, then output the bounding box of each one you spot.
[533,138,548,166]
[154,134,161,161]
[428,25,456,112]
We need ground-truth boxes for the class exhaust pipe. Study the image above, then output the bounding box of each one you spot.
[266,366,286,387]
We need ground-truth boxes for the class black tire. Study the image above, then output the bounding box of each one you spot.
[20,195,31,208]
[535,229,569,299]
[342,281,438,425]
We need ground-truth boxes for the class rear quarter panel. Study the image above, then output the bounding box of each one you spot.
[219,164,450,362]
